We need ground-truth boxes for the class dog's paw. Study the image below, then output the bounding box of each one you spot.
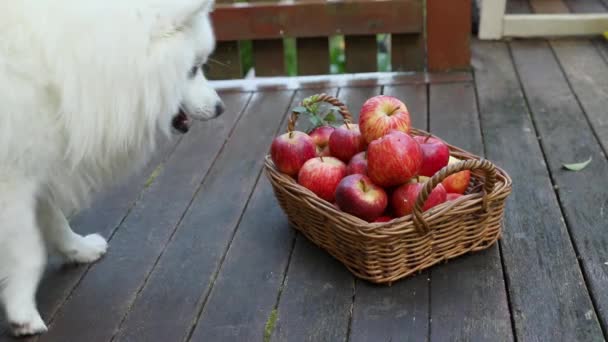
[65,233,108,264]
[8,309,47,337]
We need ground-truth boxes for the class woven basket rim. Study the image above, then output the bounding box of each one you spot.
[264,127,512,238]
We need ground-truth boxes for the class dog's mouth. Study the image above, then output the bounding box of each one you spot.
[171,110,191,134]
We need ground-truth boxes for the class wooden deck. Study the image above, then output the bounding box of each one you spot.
[2,35,608,341]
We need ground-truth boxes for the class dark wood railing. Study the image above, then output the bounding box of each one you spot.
[208,0,471,79]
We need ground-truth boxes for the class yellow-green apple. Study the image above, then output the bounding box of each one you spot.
[298,156,346,202]
[270,131,316,176]
[328,123,366,162]
[446,193,464,201]
[346,151,368,176]
[373,215,394,223]
[367,130,422,187]
[359,95,412,144]
[335,174,388,222]
[441,156,471,194]
[413,135,450,177]
[391,182,447,217]
[309,125,335,156]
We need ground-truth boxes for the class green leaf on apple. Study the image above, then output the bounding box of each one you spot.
[308,114,323,128]
[324,112,337,124]
[562,156,592,171]
[292,106,308,114]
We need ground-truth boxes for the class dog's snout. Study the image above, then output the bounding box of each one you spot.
[214,101,225,117]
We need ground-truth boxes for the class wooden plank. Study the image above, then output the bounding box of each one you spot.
[478,0,507,39]
[503,13,608,37]
[506,0,531,13]
[474,39,604,341]
[296,37,330,75]
[0,136,179,340]
[529,0,569,13]
[552,45,608,157]
[349,84,429,342]
[427,0,471,71]
[563,0,607,12]
[252,39,285,77]
[206,0,242,80]
[391,34,425,71]
[249,0,285,77]
[212,0,423,41]
[345,35,378,73]
[521,1,608,331]
[596,37,608,62]
[427,82,512,342]
[270,86,378,342]
[110,90,294,342]
[511,38,608,337]
[207,41,243,80]
[187,88,333,342]
[552,37,608,335]
[36,92,252,342]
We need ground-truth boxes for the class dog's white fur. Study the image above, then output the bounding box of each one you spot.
[0,0,222,336]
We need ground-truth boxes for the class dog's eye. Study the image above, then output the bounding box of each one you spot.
[189,66,198,78]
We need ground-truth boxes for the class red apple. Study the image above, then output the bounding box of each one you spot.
[413,135,450,177]
[270,131,316,176]
[328,123,365,162]
[298,156,346,202]
[359,95,412,144]
[309,125,335,157]
[373,216,394,223]
[346,151,368,176]
[367,130,423,187]
[441,156,471,194]
[391,182,447,217]
[446,193,464,201]
[335,174,388,222]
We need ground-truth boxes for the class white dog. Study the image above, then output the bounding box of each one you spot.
[0,0,223,336]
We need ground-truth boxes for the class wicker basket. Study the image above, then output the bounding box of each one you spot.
[264,94,513,284]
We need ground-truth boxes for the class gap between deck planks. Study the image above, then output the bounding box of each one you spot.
[169,89,328,342]
[427,82,512,342]
[108,90,296,342]
[473,39,605,341]
[512,0,608,337]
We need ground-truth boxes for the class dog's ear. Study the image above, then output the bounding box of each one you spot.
[152,0,214,39]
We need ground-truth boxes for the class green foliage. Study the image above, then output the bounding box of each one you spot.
[294,95,343,131]
[239,34,389,76]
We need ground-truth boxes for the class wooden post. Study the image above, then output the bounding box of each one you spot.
[427,0,472,71]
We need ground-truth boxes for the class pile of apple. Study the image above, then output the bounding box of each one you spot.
[270,95,471,223]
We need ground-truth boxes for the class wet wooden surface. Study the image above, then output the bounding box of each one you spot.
[2,34,608,342]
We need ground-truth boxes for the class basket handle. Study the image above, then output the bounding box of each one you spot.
[412,158,497,235]
[287,93,355,133]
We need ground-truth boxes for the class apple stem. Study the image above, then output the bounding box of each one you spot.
[359,179,367,192]
[289,131,294,139]
[388,106,401,116]
[424,133,432,143]
[319,156,324,162]
[344,121,351,130]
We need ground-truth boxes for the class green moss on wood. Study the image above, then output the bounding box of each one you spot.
[144,164,163,188]
[264,309,278,342]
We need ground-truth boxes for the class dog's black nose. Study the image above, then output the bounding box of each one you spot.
[215,102,225,117]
